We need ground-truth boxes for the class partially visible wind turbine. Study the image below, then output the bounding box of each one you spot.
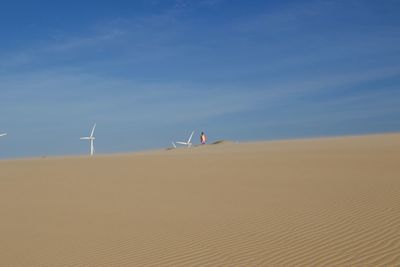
[176,131,195,147]
[80,124,96,156]
[172,142,177,148]
[0,133,7,137]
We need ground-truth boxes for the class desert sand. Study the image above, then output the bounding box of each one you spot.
[0,133,399,266]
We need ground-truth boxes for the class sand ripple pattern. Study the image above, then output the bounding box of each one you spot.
[0,133,399,266]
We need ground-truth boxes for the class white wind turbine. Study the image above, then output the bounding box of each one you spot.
[176,131,195,147]
[80,124,96,156]
[0,133,7,137]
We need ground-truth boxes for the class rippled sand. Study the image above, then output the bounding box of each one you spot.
[0,133,399,266]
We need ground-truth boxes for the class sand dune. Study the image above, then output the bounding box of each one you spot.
[0,133,399,266]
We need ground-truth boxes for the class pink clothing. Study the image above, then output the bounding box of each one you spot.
[201,133,207,144]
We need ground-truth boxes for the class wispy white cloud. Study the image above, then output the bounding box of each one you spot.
[1,60,398,129]
[48,29,125,52]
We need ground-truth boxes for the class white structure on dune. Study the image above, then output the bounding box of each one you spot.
[0,133,7,137]
[176,131,195,147]
[80,124,96,156]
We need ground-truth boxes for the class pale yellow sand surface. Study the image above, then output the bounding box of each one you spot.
[0,133,399,266]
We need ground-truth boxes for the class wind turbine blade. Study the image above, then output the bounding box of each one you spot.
[188,131,194,143]
[80,137,90,140]
[90,123,96,138]
[0,133,7,137]
[176,142,187,145]
[172,142,177,148]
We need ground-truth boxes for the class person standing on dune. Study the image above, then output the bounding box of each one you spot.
[200,132,207,144]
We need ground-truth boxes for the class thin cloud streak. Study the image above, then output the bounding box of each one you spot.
[1,62,398,127]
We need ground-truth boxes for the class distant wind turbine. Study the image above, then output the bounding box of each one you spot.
[0,133,7,137]
[176,131,195,147]
[80,124,96,156]
[172,142,177,148]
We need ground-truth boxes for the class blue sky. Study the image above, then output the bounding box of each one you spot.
[0,0,399,158]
